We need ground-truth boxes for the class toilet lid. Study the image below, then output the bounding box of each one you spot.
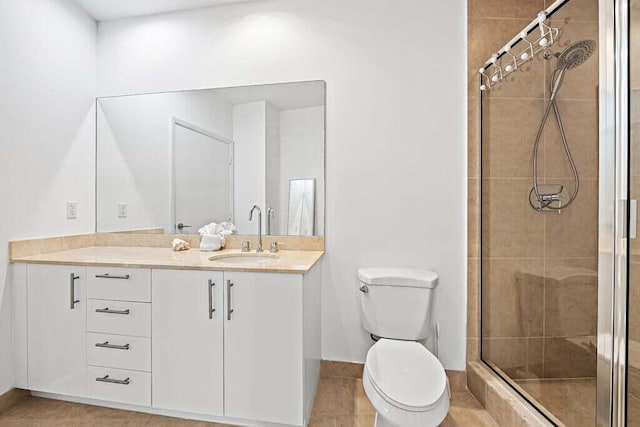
[365,339,447,411]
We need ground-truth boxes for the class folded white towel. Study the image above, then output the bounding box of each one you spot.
[198,222,218,236]
[198,222,237,251]
[198,222,238,237]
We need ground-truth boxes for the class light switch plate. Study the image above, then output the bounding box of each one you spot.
[67,201,78,219]
[118,203,128,218]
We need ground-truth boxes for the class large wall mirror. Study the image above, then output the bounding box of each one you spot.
[96,81,325,236]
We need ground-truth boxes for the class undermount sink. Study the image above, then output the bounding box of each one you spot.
[209,253,279,265]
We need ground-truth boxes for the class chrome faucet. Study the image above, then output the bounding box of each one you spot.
[248,205,263,252]
[266,207,274,236]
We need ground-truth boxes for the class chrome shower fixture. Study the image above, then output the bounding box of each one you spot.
[479,10,560,91]
[530,39,597,212]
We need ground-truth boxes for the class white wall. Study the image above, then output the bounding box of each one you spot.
[0,0,97,393]
[279,106,325,236]
[97,91,233,232]
[233,101,267,234]
[265,102,281,235]
[97,0,467,369]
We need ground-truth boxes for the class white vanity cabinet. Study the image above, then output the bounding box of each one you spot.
[27,264,87,396]
[151,269,225,416]
[19,261,321,427]
[223,272,303,425]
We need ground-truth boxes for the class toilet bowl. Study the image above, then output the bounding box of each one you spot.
[358,268,450,426]
[363,339,449,427]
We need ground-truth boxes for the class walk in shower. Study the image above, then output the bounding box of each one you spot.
[477,0,602,425]
[476,0,640,424]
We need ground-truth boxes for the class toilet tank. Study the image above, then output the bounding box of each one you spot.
[358,268,438,341]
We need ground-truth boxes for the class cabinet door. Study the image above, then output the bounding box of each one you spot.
[152,269,224,415]
[224,272,303,425]
[27,264,86,396]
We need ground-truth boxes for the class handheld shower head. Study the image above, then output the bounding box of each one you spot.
[556,39,597,70]
[548,39,596,100]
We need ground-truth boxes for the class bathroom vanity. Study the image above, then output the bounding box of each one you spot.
[6,79,327,426]
[10,244,323,427]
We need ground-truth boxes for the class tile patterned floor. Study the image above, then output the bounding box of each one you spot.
[0,362,497,426]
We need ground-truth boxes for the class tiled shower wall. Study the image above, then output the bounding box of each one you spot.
[467,0,599,379]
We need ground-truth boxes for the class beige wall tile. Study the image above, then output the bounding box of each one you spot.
[482,179,545,258]
[482,338,544,379]
[469,96,480,179]
[467,364,487,406]
[543,336,597,378]
[468,178,480,258]
[469,0,544,19]
[485,384,519,426]
[468,258,480,339]
[467,338,480,361]
[544,179,598,258]
[544,258,598,337]
[632,5,640,89]
[546,0,599,23]
[448,370,468,393]
[628,395,640,426]
[482,98,545,178]
[629,262,640,342]
[543,100,599,180]
[629,365,640,401]
[482,258,544,337]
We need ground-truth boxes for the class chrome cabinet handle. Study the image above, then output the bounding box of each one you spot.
[95,307,130,315]
[95,341,130,350]
[95,273,130,280]
[96,375,130,385]
[359,285,369,293]
[69,273,80,309]
[208,279,216,319]
[227,280,234,320]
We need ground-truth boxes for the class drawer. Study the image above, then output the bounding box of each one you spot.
[87,366,150,407]
[87,267,151,302]
[87,333,151,372]
[87,299,151,337]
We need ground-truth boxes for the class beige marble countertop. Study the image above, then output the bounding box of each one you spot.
[11,246,324,274]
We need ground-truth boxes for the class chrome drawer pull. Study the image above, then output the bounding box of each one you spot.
[69,273,80,310]
[95,307,130,315]
[227,280,234,320]
[95,274,130,280]
[208,280,216,319]
[95,341,130,350]
[96,375,130,385]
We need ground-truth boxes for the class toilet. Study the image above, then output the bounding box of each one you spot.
[358,268,450,427]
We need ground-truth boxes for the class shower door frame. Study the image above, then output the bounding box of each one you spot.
[597,0,628,425]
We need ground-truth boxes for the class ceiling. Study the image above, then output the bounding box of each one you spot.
[74,0,257,21]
